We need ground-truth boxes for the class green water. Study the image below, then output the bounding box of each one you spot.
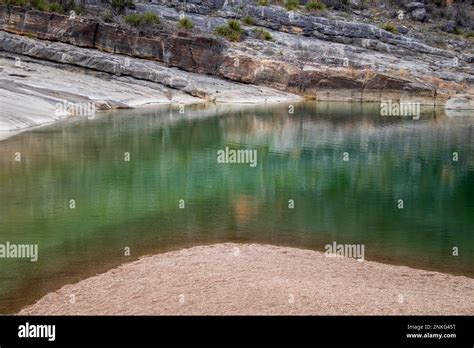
[0,102,473,313]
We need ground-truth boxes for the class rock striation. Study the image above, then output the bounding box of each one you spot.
[0,3,473,116]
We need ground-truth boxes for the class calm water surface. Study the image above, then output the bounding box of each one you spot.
[0,102,473,313]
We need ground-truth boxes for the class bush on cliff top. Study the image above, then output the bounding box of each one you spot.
[177,17,194,30]
[0,0,84,15]
[111,0,134,14]
[142,12,159,24]
[305,0,326,12]
[215,20,244,42]
[381,22,397,34]
[31,0,48,11]
[228,19,242,32]
[253,28,274,41]
[124,12,159,27]
[101,10,114,23]
[243,16,254,26]
[285,0,299,11]
[124,13,141,26]
[48,2,64,13]
[0,0,29,6]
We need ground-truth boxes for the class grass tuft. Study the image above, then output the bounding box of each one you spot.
[124,13,142,26]
[142,12,159,24]
[381,22,397,34]
[305,0,326,12]
[177,17,194,30]
[243,15,254,25]
[215,20,244,42]
[253,28,273,41]
[285,0,299,11]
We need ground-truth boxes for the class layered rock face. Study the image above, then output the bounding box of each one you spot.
[0,6,224,74]
[0,35,299,132]
[0,4,472,104]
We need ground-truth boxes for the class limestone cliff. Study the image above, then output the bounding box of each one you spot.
[0,1,472,132]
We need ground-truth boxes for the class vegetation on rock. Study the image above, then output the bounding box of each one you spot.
[142,12,159,24]
[285,0,299,11]
[48,2,63,13]
[31,0,48,11]
[124,13,142,27]
[0,0,29,5]
[215,19,244,42]
[381,22,397,34]
[124,12,159,27]
[101,10,114,23]
[243,16,254,26]
[177,17,194,30]
[0,0,85,14]
[110,0,134,14]
[305,0,326,12]
[253,28,274,41]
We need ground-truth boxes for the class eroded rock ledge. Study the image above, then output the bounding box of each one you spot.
[1,6,472,105]
[0,43,299,133]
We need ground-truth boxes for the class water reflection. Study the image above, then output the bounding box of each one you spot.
[0,102,473,313]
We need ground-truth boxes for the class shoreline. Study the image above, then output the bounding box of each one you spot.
[1,30,472,140]
[18,243,474,315]
[0,50,301,139]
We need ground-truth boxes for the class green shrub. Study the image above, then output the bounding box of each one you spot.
[123,12,159,26]
[102,10,114,23]
[305,0,326,11]
[215,26,239,42]
[228,19,241,32]
[285,0,299,11]
[0,0,78,13]
[177,17,194,29]
[31,0,49,11]
[341,0,352,11]
[453,27,463,35]
[111,0,134,14]
[257,0,268,6]
[381,22,397,34]
[243,15,254,25]
[142,12,159,24]
[72,5,85,15]
[48,2,64,13]
[215,20,243,42]
[124,13,142,26]
[214,26,228,37]
[253,28,273,41]
[0,0,29,6]
[464,31,474,39]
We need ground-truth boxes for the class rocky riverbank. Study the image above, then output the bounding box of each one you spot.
[0,45,299,133]
[0,1,472,133]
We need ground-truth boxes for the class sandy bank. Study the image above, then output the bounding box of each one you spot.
[18,243,474,315]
